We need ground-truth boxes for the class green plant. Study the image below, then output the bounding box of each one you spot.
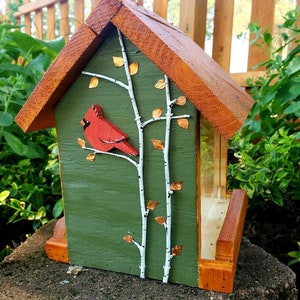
[287,241,300,266]
[228,8,300,207]
[0,20,64,229]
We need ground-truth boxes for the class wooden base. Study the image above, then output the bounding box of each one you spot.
[199,189,248,293]
[45,189,247,293]
[45,217,69,263]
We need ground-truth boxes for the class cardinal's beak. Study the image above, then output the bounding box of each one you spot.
[80,119,85,126]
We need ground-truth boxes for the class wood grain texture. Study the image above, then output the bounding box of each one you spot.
[45,217,69,263]
[112,1,253,138]
[215,189,248,262]
[199,259,234,293]
[198,189,248,293]
[16,0,252,139]
[55,31,199,285]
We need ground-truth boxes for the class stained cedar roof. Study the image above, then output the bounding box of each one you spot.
[15,0,253,139]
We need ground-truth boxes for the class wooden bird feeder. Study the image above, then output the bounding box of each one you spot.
[15,0,253,293]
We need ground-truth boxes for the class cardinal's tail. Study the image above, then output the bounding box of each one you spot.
[116,141,139,156]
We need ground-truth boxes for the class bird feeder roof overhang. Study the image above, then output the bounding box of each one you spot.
[15,0,253,139]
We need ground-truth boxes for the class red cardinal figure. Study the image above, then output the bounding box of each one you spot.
[80,104,139,156]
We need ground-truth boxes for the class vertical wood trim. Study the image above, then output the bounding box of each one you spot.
[35,9,43,39]
[247,0,276,70]
[153,0,168,19]
[211,0,233,200]
[74,0,84,32]
[213,133,228,199]
[179,0,207,48]
[60,1,70,41]
[24,0,31,36]
[47,4,56,39]
[212,0,234,71]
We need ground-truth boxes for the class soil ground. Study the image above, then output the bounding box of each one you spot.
[0,220,298,300]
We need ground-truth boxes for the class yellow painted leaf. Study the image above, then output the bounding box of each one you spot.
[151,139,164,150]
[155,79,166,89]
[112,56,124,67]
[155,216,166,225]
[77,138,86,148]
[177,118,189,129]
[170,181,183,191]
[86,153,96,162]
[172,245,183,256]
[123,235,133,243]
[152,107,163,118]
[89,76,99,89]
[129,62,139,75]
[147,200,159,211]
[176,96,187,106]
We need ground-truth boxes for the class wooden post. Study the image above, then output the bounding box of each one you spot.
[153,0,168,19]
[35,8,43,39]
[179,0,207,49]
[47,4,56,40]
[211,0,234,199]
[74,0,84,32]
[24,0,31,36]
[247,0,276,70]
[60,1,70,41]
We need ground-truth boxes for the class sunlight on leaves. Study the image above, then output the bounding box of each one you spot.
[77,138,86,148]
[152,107,163,118]
[155,79,166,89]
[89,76,99,89]
[129,62,139,75]
[86,153,96,162]
[151,139,164,150]
[112,56,124,67]
[170,181,183,191]
[176,96,187,106]
[177,118,189,129]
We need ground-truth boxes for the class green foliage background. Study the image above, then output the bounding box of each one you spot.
[0,19,64,242]
[228,8,300,207]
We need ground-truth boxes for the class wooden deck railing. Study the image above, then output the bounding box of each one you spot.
[4,0,300,83]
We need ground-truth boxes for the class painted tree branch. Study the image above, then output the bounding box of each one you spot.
[162,74,174,283]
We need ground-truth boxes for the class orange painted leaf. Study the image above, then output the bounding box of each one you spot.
[147,200,159,211]
[170,181,183,191]
[129,62,139,75]
[77,138,86,148]
[86,153,96,162]
[152,107,163,118]
[151,139,164,150]
[123,235,133,243]
[155,216,166,225]
[172,245,183,256]
[89,76,99,89]
[177,118,189,129]
[176,96,187,106]
[112,56,124,67]
[155,79,166,89]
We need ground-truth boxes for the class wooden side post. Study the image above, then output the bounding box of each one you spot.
[45,217,69,263]
[199,190,248,293]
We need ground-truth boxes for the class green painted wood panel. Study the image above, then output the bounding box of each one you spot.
[55,26,199,286]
